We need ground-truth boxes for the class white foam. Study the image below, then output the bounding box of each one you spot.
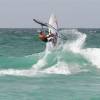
[41,61,86,75]
[32,59,47,70]
[32,50,52,70]
[0,29,99,77]
[81,48,100,68]
[31,29,89,75]
[69,34,86,53]
[62,29,100,69]
[63,30,100,69]
[0,69,38,77]
[63,30,86,53]
[42,62,71,75]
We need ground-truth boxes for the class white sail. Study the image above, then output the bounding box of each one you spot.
[48,14,58,46]
[48,14,58,35]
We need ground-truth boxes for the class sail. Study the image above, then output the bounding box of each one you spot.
[48,14,58,35]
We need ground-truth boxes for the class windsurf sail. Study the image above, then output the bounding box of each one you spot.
[48,14,58,34]
[33,14,59,46]
[48,14,58,46]
[33,19,58,33]
[33,17,67,41]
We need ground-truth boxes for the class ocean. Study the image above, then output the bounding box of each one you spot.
[0,28,100,100]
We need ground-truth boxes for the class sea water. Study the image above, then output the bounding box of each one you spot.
[0,28,100,100]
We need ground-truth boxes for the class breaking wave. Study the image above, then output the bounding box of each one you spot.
[0,29,99,77]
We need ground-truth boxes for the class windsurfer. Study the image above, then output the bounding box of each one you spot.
[38,31,56,43]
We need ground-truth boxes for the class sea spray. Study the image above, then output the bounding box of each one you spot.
[0,28,100,100]
[0,29,99,76]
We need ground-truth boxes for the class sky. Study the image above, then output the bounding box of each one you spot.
[0,0,100,28]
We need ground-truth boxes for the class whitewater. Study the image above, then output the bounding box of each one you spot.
[0,28,100,100]
[0,29,99,76]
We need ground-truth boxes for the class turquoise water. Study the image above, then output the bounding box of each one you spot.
[0,28,100,100]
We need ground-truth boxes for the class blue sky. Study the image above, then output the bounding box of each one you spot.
[0,0,100,28]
